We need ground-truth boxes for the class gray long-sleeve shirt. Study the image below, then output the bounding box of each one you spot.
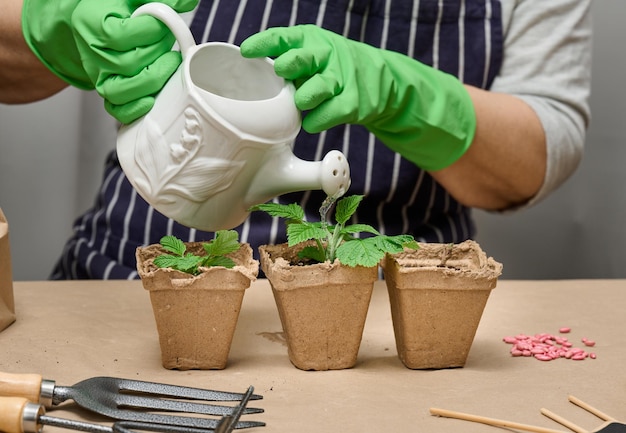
[494,0,592,207]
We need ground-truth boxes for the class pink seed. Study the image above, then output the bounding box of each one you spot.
[516,342,532,351]
[534,354,553,361]
[504,330,597,362]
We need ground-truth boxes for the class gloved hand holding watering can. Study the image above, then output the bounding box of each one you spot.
[23,1,475,172]
[240,24,476,171]
[22,2,352,232]
[21,0,199,124]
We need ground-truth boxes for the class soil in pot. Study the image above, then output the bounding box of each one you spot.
[259,242,378,371]
[136,241,258,370]
[381,240,503,369]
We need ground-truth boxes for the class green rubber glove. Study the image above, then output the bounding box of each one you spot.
[22,0,198,124]
[240,25,476,171]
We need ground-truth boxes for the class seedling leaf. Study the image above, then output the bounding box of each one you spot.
[335,195,363,224]
[154,230,241,275]
[154,254,202,274]
[336,238,385,268]
[203,256,236,269]
[159,235,186,256]
[371,235,417,254]
[298,245,326,263]
[250,195,418,267]
[287,222,328,246]
[204,229,240,256]
[249,202,304,222]
[340,224,380,236]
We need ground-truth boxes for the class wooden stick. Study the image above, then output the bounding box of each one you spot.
[568,395,616,422]
[540,408,588,433]
[429,407,567,433]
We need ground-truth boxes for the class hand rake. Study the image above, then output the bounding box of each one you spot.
[430,395,625,433]
[0,386,262,433]
[0,372,263,429]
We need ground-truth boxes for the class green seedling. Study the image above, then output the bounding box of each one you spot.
[153,230,240,275]
[250,195,419,267]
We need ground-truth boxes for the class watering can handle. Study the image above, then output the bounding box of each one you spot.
[132,2,196,58]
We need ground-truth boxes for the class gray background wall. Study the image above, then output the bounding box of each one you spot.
[0,0,624,280]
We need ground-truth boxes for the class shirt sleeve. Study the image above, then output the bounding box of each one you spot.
[491,0,592,208]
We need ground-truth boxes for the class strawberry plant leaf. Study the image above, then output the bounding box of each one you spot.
[154,231,241,275]
[203,256,236,269]
[152,255,180,269]
[298,245,326,263]
[335,195,363,224]
[250,194,418,267]
[336,238,385,267]
[340,223,380,236]
[371,235,418,254]
[159,235,186,255]
[287,222,328,246]
[154,254,203,274]
[391,235,420,250]
[204,230,240,256]
[248,202,304,222]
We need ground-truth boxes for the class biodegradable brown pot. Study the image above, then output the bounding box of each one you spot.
[381,240,502,369]
[136,241,258,370]
[259,243,378,371]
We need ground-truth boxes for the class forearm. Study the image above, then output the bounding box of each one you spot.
[0,0,67,103]
[431,85,547,210]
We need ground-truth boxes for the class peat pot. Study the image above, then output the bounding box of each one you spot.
[136,241,258,370]
[381,240,503,369]
[259,243,378,371]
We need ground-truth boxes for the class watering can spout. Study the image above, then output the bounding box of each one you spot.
[246,149,351,206]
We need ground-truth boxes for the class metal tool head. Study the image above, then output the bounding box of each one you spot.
[50,377,263,429]
[213,387,256,433]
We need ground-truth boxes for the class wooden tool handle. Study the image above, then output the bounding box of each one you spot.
[0,396,42,433]
[430,407,567,433]
[541,408,588,433]
[568,395,616,421]
[0,372,43,404]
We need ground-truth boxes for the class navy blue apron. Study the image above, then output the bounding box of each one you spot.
[51,0,503,279]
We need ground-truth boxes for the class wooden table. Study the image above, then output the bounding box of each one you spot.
[1,279,624,432]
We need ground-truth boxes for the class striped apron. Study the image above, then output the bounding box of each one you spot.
[51,0,503,279]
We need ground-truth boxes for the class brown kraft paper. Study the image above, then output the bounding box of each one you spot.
[0,208,16,332]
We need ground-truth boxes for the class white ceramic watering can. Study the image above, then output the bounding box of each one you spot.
[116,2,351,231]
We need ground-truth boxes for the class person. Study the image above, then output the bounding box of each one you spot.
[8,0,591,279]
[0,0,67,102]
